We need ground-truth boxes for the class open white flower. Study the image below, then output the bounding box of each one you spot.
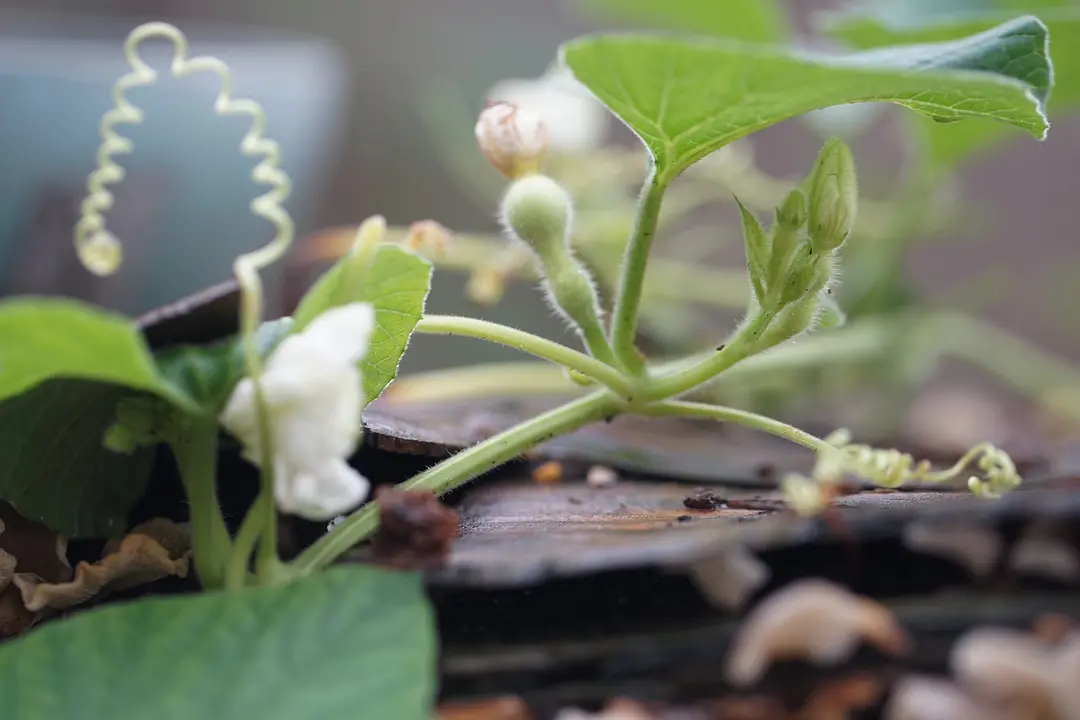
[220,302,376,520]
[485,64,609,153]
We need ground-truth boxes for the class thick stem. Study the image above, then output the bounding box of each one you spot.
[291,389,621,573]
[170,422,231,589]
[610,167,668,373]
[640,400,829,453]
[415,315,630,396]
[642,311,774,402]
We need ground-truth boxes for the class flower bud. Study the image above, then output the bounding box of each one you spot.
[475,102,549,179]
[805,138,857,253]
[776,189,807,231]
[756,294,819,351]
[499,174,572,257]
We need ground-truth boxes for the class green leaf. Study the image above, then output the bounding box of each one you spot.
[561,16,1051,184]
[735,197,770,305]
[0,299,207,536]
[0,298,194,411]
[825,8,1080,167]
[0,566,436,719]
[293,244,433,403]
[574,0,787,43]
[0,380,154,538]
[153,319,293,415]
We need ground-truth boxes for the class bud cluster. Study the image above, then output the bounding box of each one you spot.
[737,137,857,350]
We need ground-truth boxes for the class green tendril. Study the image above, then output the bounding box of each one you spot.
[78,21,298,577]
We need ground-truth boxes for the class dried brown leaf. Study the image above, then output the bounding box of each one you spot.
[14,518,190,612]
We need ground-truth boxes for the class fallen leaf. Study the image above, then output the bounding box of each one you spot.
[14,518,189,612]
[0,502,71,638]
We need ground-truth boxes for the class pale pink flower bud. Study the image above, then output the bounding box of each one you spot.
[475,102,548,179]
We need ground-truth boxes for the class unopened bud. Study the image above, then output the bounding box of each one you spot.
[475,102,549,179]
[404,220,451,258]
[466,266,508,306]
[499,174,572,257]
[776,189,807,231]
[805,138,857,253]
[78,230,123,276]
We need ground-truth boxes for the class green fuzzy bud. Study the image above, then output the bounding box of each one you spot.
[756,294,819,351]
[500,174,608,354]
[775,189,807,231]
[805,137,857,253]
[779,247,833,306]
[499,174,571,257]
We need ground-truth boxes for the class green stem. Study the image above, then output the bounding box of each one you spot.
[291,389,621,574]
[610,166,667,373]
[640,400,829,453]
[415,316,631,396]
[643,311,774,402]
[170,422,231,590]
[225,491,266,590]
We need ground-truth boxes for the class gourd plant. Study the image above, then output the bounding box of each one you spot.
[0,15,1054,718]
[336,0,1080,437]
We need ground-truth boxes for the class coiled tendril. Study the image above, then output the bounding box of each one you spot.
[76,21,293,382]
[77,23,293,553]
[820,429,1022,498]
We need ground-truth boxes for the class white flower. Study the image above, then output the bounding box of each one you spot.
[485,64,609,153]
[475,102,549,179]
[220,302,376,520]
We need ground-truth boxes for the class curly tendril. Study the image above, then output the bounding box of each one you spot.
[76,21,293,370]
[78,23,294,556]
[822,429,1021,498]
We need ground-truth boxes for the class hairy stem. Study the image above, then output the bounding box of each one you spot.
[643,311,774,402]
[610,167,668,373]
[640,400,829,453]
[415,316,631,396]
[291,390,622,573]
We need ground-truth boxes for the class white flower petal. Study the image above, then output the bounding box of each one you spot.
[276,460,370,521]
[219,302,376,520]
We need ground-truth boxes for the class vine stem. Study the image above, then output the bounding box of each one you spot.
[291,389,621,573]
[414,316,631,397]
[642,311,774,402]
[169,421,231,589]
[610,166,668,373]
[640,400,829,453]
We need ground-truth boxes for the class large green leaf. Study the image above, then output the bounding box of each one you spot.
[0,380,154,537]
[0,299,194,410]
[574,0,787,43]
[0,566,436,719]
[561,16,1051,184]
[825,8,1080,168]
[292,244,433,402]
